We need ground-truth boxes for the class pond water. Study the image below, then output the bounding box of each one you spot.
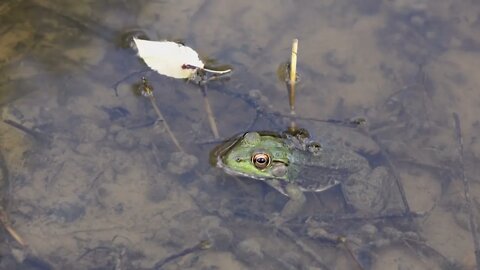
[1,0,480,269]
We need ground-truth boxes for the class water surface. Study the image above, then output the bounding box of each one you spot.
[1,0,480,269]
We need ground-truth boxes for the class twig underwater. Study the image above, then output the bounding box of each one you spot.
[151,240,212,270]
[3,119,52,146]
[453,113,480,270]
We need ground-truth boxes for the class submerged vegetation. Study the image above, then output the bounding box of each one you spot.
[0,0,479,269]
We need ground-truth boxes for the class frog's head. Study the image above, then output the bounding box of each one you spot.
[211,132,290,180]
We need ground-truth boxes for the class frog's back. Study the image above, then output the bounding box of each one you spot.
[285,119,407,214]
[293,119,380,155]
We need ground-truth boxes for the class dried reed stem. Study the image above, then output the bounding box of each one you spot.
[289,38,298,113]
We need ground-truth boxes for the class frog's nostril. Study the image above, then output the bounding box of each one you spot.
[308,142,321,154]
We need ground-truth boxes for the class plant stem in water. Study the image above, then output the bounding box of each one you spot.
[139,77,184,152]
[200,85,220,139]
[149,95,184,152]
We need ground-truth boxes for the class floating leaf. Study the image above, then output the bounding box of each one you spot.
[133,38,204,79]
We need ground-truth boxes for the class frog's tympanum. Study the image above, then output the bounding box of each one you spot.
[211,123,402,219]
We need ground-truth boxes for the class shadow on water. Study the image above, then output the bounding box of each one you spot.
[1,0,480,269]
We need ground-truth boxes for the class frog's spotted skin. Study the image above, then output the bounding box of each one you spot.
[212,126,398,216]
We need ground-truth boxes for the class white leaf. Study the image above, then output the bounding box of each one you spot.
[133,38,204,79]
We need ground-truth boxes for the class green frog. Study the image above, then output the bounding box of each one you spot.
[211,119,403,219]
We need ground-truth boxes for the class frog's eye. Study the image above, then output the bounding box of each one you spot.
[252,153,270,169]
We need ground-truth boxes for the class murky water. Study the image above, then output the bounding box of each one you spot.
[1,0,480,269]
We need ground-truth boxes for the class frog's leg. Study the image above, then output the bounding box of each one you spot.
[281,183,307,220]
[266,180,306,221]
[341,167,390,214]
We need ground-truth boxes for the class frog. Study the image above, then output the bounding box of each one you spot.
[211,118,404,220]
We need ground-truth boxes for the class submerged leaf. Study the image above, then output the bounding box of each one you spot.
[133,38,204,79]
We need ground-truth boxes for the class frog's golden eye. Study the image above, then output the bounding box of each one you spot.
[252,153,270,169]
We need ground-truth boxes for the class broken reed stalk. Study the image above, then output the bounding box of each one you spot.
[200,85,220,139]
[288,38,298,114]
[453,113,480,270]
[287,38,299,132]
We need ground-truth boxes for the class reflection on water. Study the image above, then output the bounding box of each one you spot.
[1,0,480,269]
